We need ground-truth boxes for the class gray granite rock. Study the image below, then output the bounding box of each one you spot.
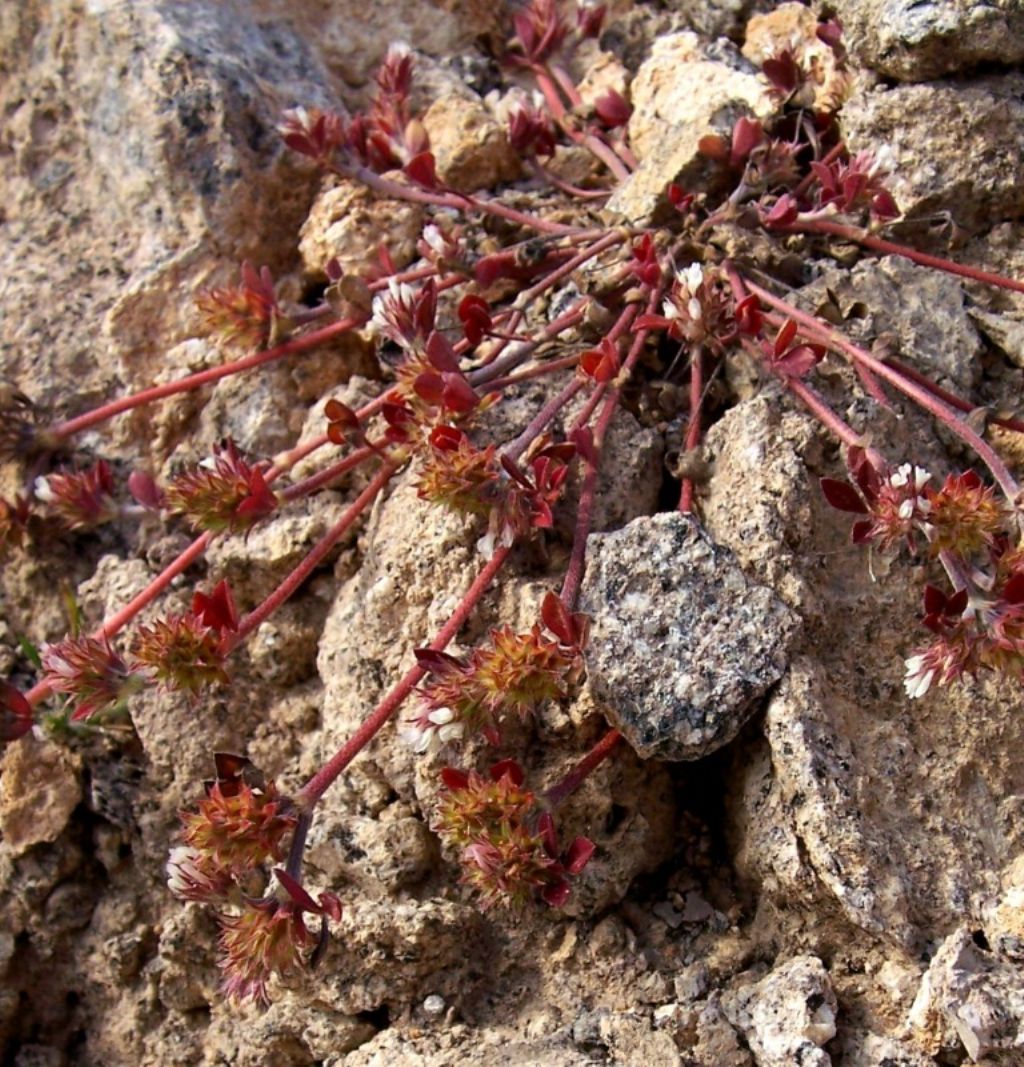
[834,0,1024,81]
[723,956,837,1067]
[580,512,799,761]
[841,75,1024,231]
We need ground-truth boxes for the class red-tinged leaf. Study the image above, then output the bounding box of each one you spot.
[667,183,694,211]
[1004,573,1024,604]
[536,811,558,857]
[413,371,445,406]
[541,591,574,646]
[594,89,631,128]
[415,279,438,338]
[324,398,359,429]
[282,131,317,157]
[382,402,414,429]
[405,151,438,189]
[425,330,459,373]
[541,879,571,908]
[633,313,672,333]
[413,647,463,673]
[871,189,900,221]
[850,451,881,501]
[773,318,798,355]
[821,478,868,513]
[1,682,33,743]
[570,426,596,466]
[213,752,251,782]
[730,116,764,165]
[948,588,970,615]
[237,467,277,518]
[577,2,605,37]
[538,441,577,465]
[128,470,164,510]
[499,454,531,488]
[816,18,844,48]
[735,295,763,336]
[274,868,320,912]
[474,253,515,288]
[318,891,343,922]
[579,348,613,382]
[531,501,554,529]
[923,584,948,616]
[441,372,479,413]
[851,519,874,544]
[775,344,825,378]
[564,836,595,875]
[490,758,524,786]
[960,470,982,490]
[481,724,501,746]
[192,579,239,634]
[513,11,536,54]
[441,767,469,791]
[762,193,799,228]
[430,424,465,452]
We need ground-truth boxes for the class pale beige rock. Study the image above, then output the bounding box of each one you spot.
[723,956,837,1067]
[841,75,1024,230]
[607,33,775,223]
[299,179,423,280]
[832,0,1024,81]
[795,256,984,390]
[421,96,520,193]
[0,736,81,855]
[908,926,1024,1060]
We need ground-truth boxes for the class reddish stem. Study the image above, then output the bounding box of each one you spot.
[544,728,623,808]
[24,532,214,707]
[792,218,1024,296]
[339,160,583,237]
[678,344,704,514]
[48,317,362,441]
[296,546,512,809]
[881,356,1024,435]
[227,460,399,648]
[745,278,1021,502]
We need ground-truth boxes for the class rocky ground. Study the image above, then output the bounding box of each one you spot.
[2,1,1024,1064]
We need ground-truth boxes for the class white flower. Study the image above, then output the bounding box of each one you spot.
[166,846,211,899]
[33,475,54,503]
[422,224,447,256]
[401,707,465,756]
[903,654,935,699]
[677,263,704,293]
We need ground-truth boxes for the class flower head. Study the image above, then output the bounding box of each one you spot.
[196,262,284,350]
[180,772,295,876]
[166,845,236,904]
[406,593,587,753]
[35,460,118,530]
[131,611,230,694]
[217,869,341,1007]
[923,470,1007,557]
[821,450,932,555]
[165,441,278,534]
[434,760,593,910]
[40,635,145,721]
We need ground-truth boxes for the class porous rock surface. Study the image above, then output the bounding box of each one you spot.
[607,32,775,224]
[832,0,1024,81]
[580,512,799,761]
